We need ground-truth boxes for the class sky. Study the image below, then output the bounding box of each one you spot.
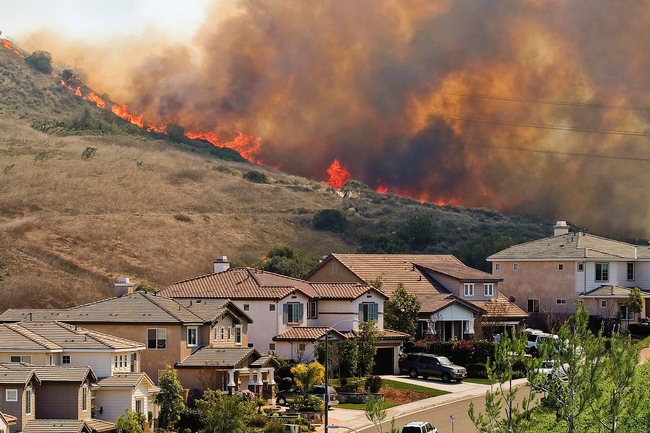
[1,0,207,43]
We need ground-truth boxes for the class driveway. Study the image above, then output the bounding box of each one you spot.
[380,374,492,394]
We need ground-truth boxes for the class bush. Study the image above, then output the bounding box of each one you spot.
[466,363,488,378]
[81,147,97,159]
[244,170,269,183]
[364,375,382,393]
[451,339,475,365]
[290,394,324,412]
[25,50,53,74]
[313,209,348,233]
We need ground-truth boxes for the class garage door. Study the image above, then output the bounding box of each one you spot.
[372,348,394,375]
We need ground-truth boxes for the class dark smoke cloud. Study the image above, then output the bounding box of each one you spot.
[35,1,650,236]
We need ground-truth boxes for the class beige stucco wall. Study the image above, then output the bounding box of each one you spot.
[493,261,578,315]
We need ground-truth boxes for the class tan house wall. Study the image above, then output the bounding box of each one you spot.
[0,354,50,365]
[493,261,578,315]
[176,369,230,393]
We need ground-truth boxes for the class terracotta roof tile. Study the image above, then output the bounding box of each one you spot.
[273,327,348,342]
[470,294,528,319]
[175,347,262,368]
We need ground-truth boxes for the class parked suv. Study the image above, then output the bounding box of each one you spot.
[401,421,438,433]
[399,353,467,383]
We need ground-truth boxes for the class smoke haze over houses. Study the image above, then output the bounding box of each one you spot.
[5,1,650,237]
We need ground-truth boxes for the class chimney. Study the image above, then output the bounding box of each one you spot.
[213,256,230,273]
[114,277,135,297]
[554,221,570,236]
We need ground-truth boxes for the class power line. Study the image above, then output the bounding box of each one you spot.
[438,115,650,137]
[434,90,650,112]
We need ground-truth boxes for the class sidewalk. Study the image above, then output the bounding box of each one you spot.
[316,376,529,432]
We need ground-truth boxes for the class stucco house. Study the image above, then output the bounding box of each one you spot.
[487,221,650,326]
[306,253,528,340]
[156,258,408,374]
[0,412,17,433]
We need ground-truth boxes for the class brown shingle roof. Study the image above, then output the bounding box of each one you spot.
[23,419,92,433]
[84,419,115,433]
[95,372,158,391]
[470,294,528,319]
[0,367,39,385]
[488,232,650,261]
[0,364,97,383]
[175,347,263,369]
[580,285,650,299]
[0,412,17,426]
[273,327,348,342]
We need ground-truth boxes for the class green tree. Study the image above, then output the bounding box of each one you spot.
[452,233,518,272]
[290,361,324,391]
[115,408,146,433]
[469,331,538,433]
[25,50,53,74]
[258,244,319,279]
[384,283,420,338]
[358,320,381,376]
[154,366,185,430]
[396,212,436,251]
[627,287,643,327]
[365,394,399,433]
[313,209,348,232]
[195,389,254,433]
[337,338,359,381]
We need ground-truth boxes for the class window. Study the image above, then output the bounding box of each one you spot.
[235,325,242,345]
[227,326,232,341]
[131,353,137,373]
[62,355,71,364]
[483,284,494,297]
[283,303,303,324]
[556,299,567,305]
[464,283,474,297]
[49,354,53,365]
[269,343,276,351]
[187,327,198,347]
[360,302,379,322]
[115,356,118,368]
[494,263,501,271]
[578,263,584,272]
[595,263,609,282]
[243,304,250,311]
[308,301,318,319]
[329,262,338,274]
[513,263,519,271]
[601,300,607,308]
[119,355,123,368]
[5,390,17,402]
[10,355,31,363]
[148,328,166,349]
[135,399,143,414]
[621,305,635,321]
[558,263,564,271]
[298,343,306,351]
[82,386,88,411]
[25,389,31,415]
[269,304,276,312]
[527,299,540,313]
[628,262,635,281]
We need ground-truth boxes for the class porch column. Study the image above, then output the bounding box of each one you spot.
[227,370,236,394]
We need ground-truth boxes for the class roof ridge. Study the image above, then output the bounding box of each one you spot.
[159,267,248,291]
[5,323,61,350]
[144,293,204,324]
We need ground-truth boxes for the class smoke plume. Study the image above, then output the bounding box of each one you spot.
[20,0,650,237]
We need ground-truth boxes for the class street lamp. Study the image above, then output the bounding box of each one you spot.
[326,425,360,433]
[325,318,358,433]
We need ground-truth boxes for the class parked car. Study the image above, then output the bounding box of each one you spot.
[399,353,467,383]
[275,385,338,407]
[534,360,569,382]
[629,321,650,339]
[525,329,559,356]
[401,421,438,433]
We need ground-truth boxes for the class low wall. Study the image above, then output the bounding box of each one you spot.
[337,393,384,404]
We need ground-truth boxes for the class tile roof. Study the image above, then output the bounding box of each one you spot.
[84,419,116,433]
[0,292,230,325]
[416,262,501,282]
[175,347,262,368]
[580,285,650,298]
[0,364,97,383]
[0,367,38,385]
[272,327,349,342]
[0,412,17,426]
[470,293,528,319]
[0,321,144,352]
[488,232,650,261]
[95,372,158,391]
[157,267,379,301]
[341,329,410,340]
[23,419,92,433]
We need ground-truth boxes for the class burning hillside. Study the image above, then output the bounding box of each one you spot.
[8,1,650,236]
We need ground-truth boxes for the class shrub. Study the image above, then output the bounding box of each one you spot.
[25,51,53,74]
[81,147,97,159]
[290,394,324,412]
[451,339,475,365]
[364,375,382,393]
[174,214,192,223]
[466,363,488,378]
[244,170,269,183]
[313,209,348,233]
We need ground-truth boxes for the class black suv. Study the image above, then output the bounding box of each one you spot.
[399,353,467,383]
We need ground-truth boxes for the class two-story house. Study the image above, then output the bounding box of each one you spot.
[156,258,408,374]
[488,221,650,326]
[0,367,38,432]
[306,254,528,340]
[0,412,17,433]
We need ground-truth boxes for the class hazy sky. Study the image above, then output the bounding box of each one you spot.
[1,0,208,42]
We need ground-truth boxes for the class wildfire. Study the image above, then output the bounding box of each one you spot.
[376,185,388,194]
[84,92,106,109]
[185,130,262,163]
[1,38,24,58]
[326,159,352,189]
[111,104,144,128]
[75,87,82,97]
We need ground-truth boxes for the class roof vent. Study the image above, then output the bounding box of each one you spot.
[508,295,516,303]
[213,256,230,273]
[114,277,135,298]
[554,221,570,236]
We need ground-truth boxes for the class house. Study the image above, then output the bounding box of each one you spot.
[22,419,115,433]
[0,367,39,432]
[487,221,650,326]
[92,373,158,424]
[0,412,17,433]
[305,254,528,340]
[156,258,408,374]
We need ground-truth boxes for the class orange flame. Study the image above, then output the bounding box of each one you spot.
[84,92,106,108]
[1,39,11,50]
[111,104,144,128]
[185,130,220,146]
[74,87,82,97]
[185,130,261,163]
[327,159,352,189]
[376,185,388,194]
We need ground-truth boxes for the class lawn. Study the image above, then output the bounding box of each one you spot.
[334,379,449,410]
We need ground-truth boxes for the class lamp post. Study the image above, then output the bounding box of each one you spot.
[324,318,358,433]
[326,425,360,433]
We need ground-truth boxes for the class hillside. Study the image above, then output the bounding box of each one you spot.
[0,44,553,311]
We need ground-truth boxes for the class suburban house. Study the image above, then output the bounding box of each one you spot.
[156,258,408,374]
[0,366,39,432]
[305,254,528,340]
[0,281,274,399]
[488,221,650,326]
[0,412,16,433]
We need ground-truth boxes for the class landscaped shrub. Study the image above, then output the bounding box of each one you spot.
[243,170,269,183]
[473,340,496,363]
[313,209,348,233]
[290,394,324,412]
[466,363,488,378]
[451,339,475,365]
[364,375,383,393]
